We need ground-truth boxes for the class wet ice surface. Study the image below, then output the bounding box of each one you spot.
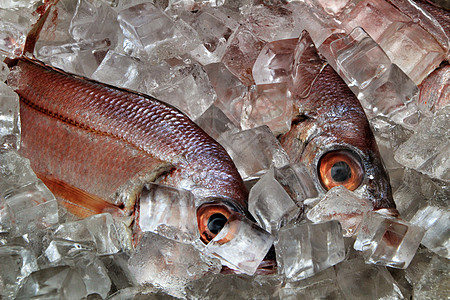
[0,0,449,299]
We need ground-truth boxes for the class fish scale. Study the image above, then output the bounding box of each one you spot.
[10,57,248,216]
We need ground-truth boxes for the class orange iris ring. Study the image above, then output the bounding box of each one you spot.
[197,202,235,244]
[317,149,364,191]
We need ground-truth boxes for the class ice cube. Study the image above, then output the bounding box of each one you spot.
[418,65,449,117]
[69,0,119,43]
[203,213,274,275]
[4,180,58,235]
[204,62,247,127]
[0,8,33,57]
[242,4,303,42]
[0,196,13,234]
[151,64,217,120]
[0,245,38,299]
[128,232,221,297]
[405,246,449,299]
[354,210,425,269]
[378,21,446,85]
[328,27,391,90]
[410,206,449,259]
[52,213,121,255]
[221,25,266,86]
[195,105,239,140]
[37,39,111,77]
[0,82,20,151]
[188,9,239,65]
[0,60,9,82]
[252,38,297,85]
[248,167,301,234]
[395,106,450,181]
[240,83,293,135]
[289,1,344,47]
[92,50,142,91]
[99,253,137,292]
[307,186,373,237]
[275,221,345,281]
[0,150,38,193]
[335,257,407,299]
[186,273,282,299]
[117,3,177,51]
[371,116,413,171]
[15,266,87,300]
[218,125,290,179]
[275,163,318,203]
[280,268,344,299]
[138,182,199,243]
[341,0,446,84]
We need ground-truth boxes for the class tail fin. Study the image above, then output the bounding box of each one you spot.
[23,0,60,57]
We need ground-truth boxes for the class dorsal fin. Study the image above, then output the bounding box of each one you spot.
[23,0,60,56]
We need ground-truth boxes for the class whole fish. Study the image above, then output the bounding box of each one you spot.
[5,4,248,245]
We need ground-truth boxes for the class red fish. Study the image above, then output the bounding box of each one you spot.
[5,3,248,245]
[280,31,397,215]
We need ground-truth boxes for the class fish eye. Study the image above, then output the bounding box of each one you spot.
[197,202,234,243]
[207,213,228,234]
[318,150,364,191]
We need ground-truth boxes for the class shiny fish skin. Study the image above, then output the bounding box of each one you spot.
[8,58,248,214]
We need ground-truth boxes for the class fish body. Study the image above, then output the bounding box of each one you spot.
[8,57,248,242]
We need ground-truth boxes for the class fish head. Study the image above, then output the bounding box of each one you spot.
[282,63,397,215]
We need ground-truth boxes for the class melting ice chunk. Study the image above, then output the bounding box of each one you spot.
[0,82,20,151]
[0,9,33,57]
[128,232,221,297]
[240,83,293,135]
[275,221,345,281]
[221,25,266,86]
[354,210,425,269]
[252,38,297,85]
[248,167,301,235]
[307,186,372,237]
[275,163,318,203]
[395,106,450,181]
[203,213,274,275]
[280,268,344,299]
[0,196,13,234]
[138,182,199,243]
[15,266,87,300]
[218,125,289,179]
[0,245,38,299]
[341,0,447,84]
[92,50,142,91]
[0,151,58,235]
[195,105,239,140]
[335,257,407,299]
[52,213,121,255]
[319,28,419,123]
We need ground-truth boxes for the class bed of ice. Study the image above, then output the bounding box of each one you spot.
[0,0,448,299]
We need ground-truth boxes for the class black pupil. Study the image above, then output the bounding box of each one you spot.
[207,213,228,235]
[331,161,352,182]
